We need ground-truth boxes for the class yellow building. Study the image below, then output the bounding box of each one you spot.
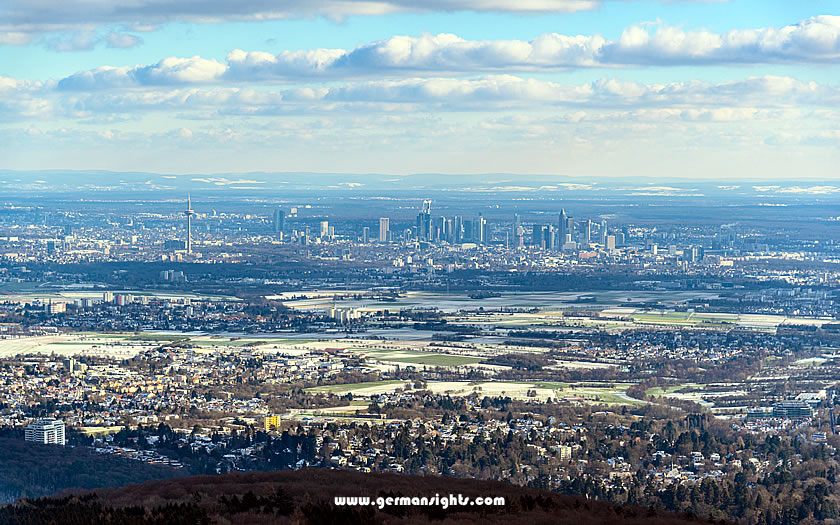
[264,415,281,431]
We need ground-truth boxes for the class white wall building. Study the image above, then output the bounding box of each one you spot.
[25,418,66,446]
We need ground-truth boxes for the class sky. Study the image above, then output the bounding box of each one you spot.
[1,0,839,179]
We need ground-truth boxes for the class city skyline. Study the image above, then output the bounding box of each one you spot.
[5,3,840,522]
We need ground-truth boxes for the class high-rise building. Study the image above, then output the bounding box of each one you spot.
[566,216,575,243]
[606,235,616,251]
[273,209,285,237]
[416,200,432,241]
[437,217,448,242]
[513,214,523,249]
[462,219,473,241]
[532,224,543,248]
[476,216,487,244]
[379,217,390,242]
[25,418,66,446]
[543,226,555,251]
[453,216,463,243]
[320,220,330,239]
[583,219,592,245]
[559,209,568,245]
[600,220,607,245]
[362,226,370,243]
[184,194,195,254]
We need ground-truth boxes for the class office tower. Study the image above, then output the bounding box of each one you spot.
[559,209,568,245]
[600,220,607,245]
[184,194,195,254]
[513,214,521,248]
[532,224,542,247]
[540,225,556,250]
[616,231,626,247]
[437,216,448,242]
[476,216,487,244]
[320,220,329,239]
[362,226,370,243]
[583,219,591,245]
[25,418,66,446]
[453,216,463,243]
[566,216,575,243]
[445,218,453,243]
[463,219,473,241]
[379,217,390,242]
[273,208,285,236]
[606,235,616,251]
[416,200,432,241]
[688,246,701,263]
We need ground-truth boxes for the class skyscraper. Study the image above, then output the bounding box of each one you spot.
[583,219,592,245]
[184,194,195,254]
[600,219,607,245]
[559,209,567,245]
[362,226,370,243]
[379,217,390,242]
[566,215,575,243]
[543,226,555,251]
[532,224,542,248]
[416,200,432,241]
[476,215,487,244]
[320,221,330,239]
[513,213,522,249]
[437,216,448,242]
[273,208,285,237]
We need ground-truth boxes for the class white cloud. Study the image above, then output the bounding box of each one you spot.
[0,0,606,41]
[31,75,840,119]
[602,15,840,64]
[0,0,660,48]
[105,31,143,49]
[58,56,228,89]
[51,17,840,84]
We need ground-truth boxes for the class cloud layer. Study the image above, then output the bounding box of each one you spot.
[0,0,613,45]
[54,16,840,89]
[0,74,832,124]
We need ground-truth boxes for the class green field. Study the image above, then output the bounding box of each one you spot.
[193,339,268,347]
[306,379,644,406]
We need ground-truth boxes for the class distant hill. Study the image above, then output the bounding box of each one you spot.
[1,468,720,524]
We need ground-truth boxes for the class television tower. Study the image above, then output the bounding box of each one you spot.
[184,194,195,254]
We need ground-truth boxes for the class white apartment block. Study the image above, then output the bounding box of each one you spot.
[25,418,66,446]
